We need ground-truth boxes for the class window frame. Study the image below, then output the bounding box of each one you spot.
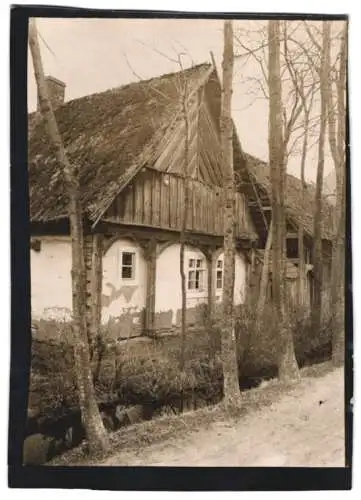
[216,259,223,290]
[120,250,136,280]
[187,257,206,292]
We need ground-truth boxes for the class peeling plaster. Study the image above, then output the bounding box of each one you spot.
[102,282,138,307]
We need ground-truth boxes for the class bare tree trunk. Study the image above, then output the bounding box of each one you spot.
[179,80,190,411]
[268,20,299,382]
[255,220,273,327]
[331,177,345,364]
[28,18,109,454]
[311,21,330,336]
[220,20,241,409]
[326,22,347,365]
[298,114,309,310]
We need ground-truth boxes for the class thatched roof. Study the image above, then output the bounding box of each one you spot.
[244,154,334,241]
[28,63,213,223]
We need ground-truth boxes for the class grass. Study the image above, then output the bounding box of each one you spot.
[48,360,335,466]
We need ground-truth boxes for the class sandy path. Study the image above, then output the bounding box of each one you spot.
[103,367,345,467]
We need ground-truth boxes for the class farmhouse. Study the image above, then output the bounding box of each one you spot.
[28,63,334,339]
[28,64,267,339]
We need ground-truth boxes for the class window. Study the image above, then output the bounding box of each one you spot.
[121,251,135,279]
[187,258,205,291]
[216,259,223,289]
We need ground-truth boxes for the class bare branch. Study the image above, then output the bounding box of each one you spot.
[303,21,322,51]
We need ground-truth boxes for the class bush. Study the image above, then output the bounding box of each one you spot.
[29,324,224,423]
[29,306,331,425]
[233,303,332,377]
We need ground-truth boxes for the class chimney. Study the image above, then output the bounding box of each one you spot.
[37,75,66,111]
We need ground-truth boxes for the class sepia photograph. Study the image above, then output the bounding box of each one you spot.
[8,5,352,491]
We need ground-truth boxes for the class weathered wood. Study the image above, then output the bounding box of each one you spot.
[134,177,144,224]
[144,239,157,336]
[152,172,161,226]
[123,185,133,223]
[169,175,177,228]
[143,173,152,226]
[207,252,219,356]
[103,168,256,239]
[160,178,169,228]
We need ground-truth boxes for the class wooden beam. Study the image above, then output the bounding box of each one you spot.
[144,238,157,337]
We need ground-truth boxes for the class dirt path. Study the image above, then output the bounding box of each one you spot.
[103,367,345,467]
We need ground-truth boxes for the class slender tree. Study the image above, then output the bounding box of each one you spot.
[179,74,191,411]
[28,18,110,454]
[324,21,347,365]
[220,20,242,409]
[268,20,300,381]
[311,21,330,335]
[235,22,320,320]
[282,23,318,310]
[255,219,273,328]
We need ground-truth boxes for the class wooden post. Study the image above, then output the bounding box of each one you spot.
[207,250,219,357]
[145,239,157,336]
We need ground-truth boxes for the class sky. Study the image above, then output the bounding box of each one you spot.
[27,18,339,183]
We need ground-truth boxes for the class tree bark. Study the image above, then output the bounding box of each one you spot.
[28,18,109,454]
[220,21,241,409]
[311,21,330,336]
[179,79,191,411]
[255,219,273,327]
[268,20,299,382]
[325,22,347,365]
[297,113,309,310]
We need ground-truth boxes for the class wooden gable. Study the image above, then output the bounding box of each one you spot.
[102,167,257,239]
[151,83,224,187]
[102,71,259,241]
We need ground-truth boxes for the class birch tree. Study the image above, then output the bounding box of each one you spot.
[310,21,330,336]
[220,20,242,408]
[324,21,347,365]
[178,68,191,412]
[268,20,300,382]
[255,219,272,328]
[28,18,110,454]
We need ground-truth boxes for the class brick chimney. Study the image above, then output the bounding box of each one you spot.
[37,75,66,111]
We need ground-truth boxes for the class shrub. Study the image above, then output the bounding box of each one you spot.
[29,306,331,426]
[29,323,223,423]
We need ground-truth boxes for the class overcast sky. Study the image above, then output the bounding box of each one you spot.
[27,18,338,182]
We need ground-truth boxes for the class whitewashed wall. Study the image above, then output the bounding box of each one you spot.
[31,236,248,331]
[155,244,247,326]
[155,243,208,325]
[214,252,247,306]
[101,238,147,324]
[30,236,72,321]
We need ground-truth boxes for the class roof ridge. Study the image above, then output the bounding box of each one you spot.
[28,62,212,117]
